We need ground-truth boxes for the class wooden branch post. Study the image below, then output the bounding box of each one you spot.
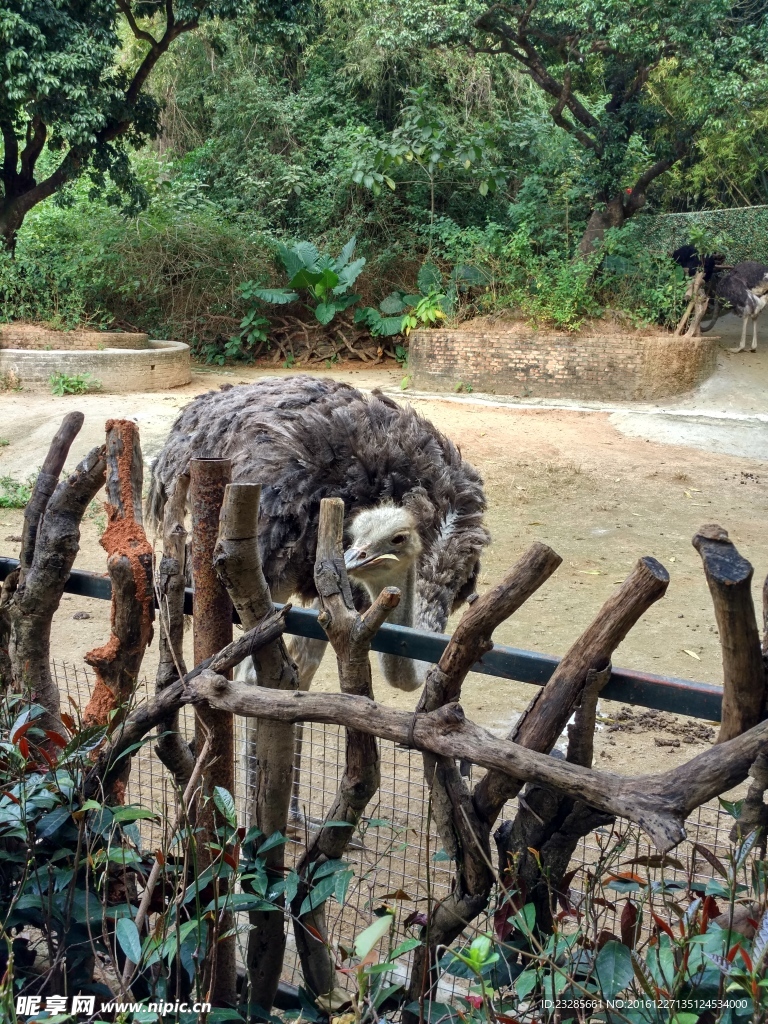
[473,556,670,825]
[154,473,195,788]
[693,525,766,742]
[7,433,105,737]
[290,497,399,1005]
[189,457,236,1008]
[406,542,562,1018]
[84,422,155,784]
[1,411,86,692]
[213,482,299,1012]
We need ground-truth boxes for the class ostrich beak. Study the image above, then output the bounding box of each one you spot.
[343,548,400,573]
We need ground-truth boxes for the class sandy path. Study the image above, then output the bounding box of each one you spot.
[2,360,766,779]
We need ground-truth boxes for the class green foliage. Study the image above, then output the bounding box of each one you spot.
[49,372,101,396]
[357,260,485,337]
[0,0,266,247]
[0,475,33,509]
[244,235,365,325]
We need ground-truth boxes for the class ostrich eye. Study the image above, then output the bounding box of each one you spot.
[391,533,408,545]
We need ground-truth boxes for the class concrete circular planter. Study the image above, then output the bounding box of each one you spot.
[0,326,191,393]
[409,327,718,401]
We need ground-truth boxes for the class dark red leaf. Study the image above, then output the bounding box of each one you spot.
[45,731,67,749]
[621,900,640,948]
[652,913,675,940]
[18,737,29,759]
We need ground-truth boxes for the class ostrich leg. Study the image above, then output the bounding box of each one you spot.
[735,314,749,352]
[752,314,759,351]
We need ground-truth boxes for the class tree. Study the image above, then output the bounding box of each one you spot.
[0,0,252,252]
[473,0,768,253]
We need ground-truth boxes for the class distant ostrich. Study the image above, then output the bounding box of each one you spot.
[716,261,768,352]
[147,376,490,810]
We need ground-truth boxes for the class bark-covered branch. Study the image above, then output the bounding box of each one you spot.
[473,556,669,825]
[191,675,768,853]
[290,497,399,1004]
[84,611,290,797]
[84,421,154,748]
[7,444,106,736]
[154,473,194,787]
[213,482,299,1011]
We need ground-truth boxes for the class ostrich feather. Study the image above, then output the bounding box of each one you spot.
[147,376,490,629]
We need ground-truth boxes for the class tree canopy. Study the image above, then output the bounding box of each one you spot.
[473,0,768,249]
[0,0,275,249]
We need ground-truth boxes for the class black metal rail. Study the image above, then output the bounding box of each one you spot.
[0,556,725,722]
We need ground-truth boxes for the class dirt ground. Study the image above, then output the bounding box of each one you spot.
[2,348,766,782]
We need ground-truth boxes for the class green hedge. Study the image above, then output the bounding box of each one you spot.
[631,206,768,264]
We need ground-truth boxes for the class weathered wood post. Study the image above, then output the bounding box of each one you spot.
[189,457,236,1007]
[213,482,299,1012]
[693,524,766,742]
[84,422,155,777]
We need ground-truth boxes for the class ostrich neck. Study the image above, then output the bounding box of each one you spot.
[361,562,424,692]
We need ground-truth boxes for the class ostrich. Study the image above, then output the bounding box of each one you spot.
[147,376,490,813]
[715,261,768,352]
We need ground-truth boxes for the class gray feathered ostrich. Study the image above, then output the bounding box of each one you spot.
[147,376,490,810]
[716,261,768,352]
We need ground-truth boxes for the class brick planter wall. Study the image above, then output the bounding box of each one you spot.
[0,338,191,393]
[409,328,718,401]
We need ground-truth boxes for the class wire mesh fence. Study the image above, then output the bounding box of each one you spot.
[51,658,743,996]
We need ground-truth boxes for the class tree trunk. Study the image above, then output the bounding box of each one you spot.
[577,195,630,256]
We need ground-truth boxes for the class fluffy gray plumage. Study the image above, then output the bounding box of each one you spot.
[716,261,768,316]
[147,376,490,632]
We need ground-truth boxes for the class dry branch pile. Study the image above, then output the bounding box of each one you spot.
[1,414,767,1015]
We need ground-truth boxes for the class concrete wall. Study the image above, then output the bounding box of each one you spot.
[0,340,191,393]
[409,328,718,401]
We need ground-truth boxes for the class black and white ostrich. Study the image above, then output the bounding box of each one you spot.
[672,247,768,350]
[147,376,490,811]
[716,261,768,352]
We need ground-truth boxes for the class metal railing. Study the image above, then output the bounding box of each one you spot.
[0,556,725,721]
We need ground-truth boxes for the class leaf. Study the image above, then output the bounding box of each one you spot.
[389,938,421,960]
[299,874,338,917]
[620,900,640,948]
[252,287,299,305]
[116,917,142,966]
[354,913,394,959]
[111,806,158,824]
[334,257,366,291]
[213,787,237,828]
[753,911,768,965]
[682,649,701,660]
[694,842,727,878]
[595,940,633,999]
[293,241,321,272]
[315,302,337,325]
[417,262,442,296]
[335,236,357,270]
[335,868,354,907]
[258,831,288,854]
[380,292,405,315]
[36,806,71,839]
[9,705,45,743]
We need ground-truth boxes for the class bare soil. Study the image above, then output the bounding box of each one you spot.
[2,360,766,783]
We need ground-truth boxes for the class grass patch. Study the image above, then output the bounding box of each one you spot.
[0,475,33,509]
[50,372,101,396]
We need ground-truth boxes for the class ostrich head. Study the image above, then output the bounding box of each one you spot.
[345,504,427,692]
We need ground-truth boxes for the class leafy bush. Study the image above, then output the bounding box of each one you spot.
[239,236,365,327]
[356,261,486,337]
[49,372,101,396]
